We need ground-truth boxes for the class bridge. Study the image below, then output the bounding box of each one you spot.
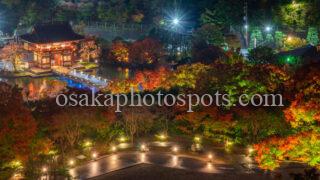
[52,66,109,88]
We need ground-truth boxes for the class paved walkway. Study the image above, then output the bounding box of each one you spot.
[69,151,251,179]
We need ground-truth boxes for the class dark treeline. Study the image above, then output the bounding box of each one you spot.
[2,0,320,33]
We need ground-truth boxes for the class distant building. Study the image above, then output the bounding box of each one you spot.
[19,22,98,69]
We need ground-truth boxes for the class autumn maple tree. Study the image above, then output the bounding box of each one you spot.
[254,62,320,170]
[0,83,37,168]
[129,38,163,65]
[108,41,130,63]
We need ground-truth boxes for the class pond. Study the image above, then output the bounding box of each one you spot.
[2,65,135,100]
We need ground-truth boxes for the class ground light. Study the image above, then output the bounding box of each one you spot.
[194,136,201,143]
[172,146,179,153]
[111,145,117,152]
[159,134,166,140]
[208,153,213,162]
[225,140,233,147]
[225,140,234,152]
[83,140,93,148]
[92,152,98,159]
[118,136,127,143]
[42,166,48,173]
[140,143,149,152]
[248,146,254,155]
[68,159,75,166]
[156,133,168,141]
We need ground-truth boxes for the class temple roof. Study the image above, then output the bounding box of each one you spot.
[20,22,84,44]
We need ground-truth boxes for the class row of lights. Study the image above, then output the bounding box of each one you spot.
[39,135,255,175]
[244,25,273,32]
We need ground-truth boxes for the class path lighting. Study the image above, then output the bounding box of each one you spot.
[111,145,117,152]
[172,146,179,153]
[156,133,168,141]
[208,153,213,162]
[68,159,75,166]
[42,166,48,173]
[287,36,292,41]
[118,136,127,143]
[248,147,254,154]
[225,140,234,148]
[244,24,249,29]
[194,136,201,143]
[92,152,98,159]
[159,134,166,140]
[84,140,92,148]
[140,143,149,152]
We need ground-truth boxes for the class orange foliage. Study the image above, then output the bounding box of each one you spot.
[134,67,169,91]
[108,67,170,93]
[129,38,163,64]
[0,83,37,162]
[284,95,320,128]
[254,131,320,170]
[108,41,130,63]
[175,106,233,135]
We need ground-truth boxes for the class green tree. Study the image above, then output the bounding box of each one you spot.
[54,8,77,22]
[1,0,20,7]
[97,2,109,22]
[306,27,319,46]
[0,83,37,178]
[249,28,263,49]
[20,0,59,26]
[200,0,244,29]
[96,0,128,23]
[78,2,96,22]
[194,24,224,46]
[275,1,308,31]
[275,31,285,49]
[265,33,274,47]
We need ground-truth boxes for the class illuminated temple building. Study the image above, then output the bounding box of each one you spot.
[19,22,97,69]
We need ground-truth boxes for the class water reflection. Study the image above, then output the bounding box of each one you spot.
[3,65,135,100]
[7,76,99,101]
[95,66,134,80]
[12,77,66,101]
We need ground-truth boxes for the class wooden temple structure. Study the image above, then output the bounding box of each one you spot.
[20,22,87,69]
